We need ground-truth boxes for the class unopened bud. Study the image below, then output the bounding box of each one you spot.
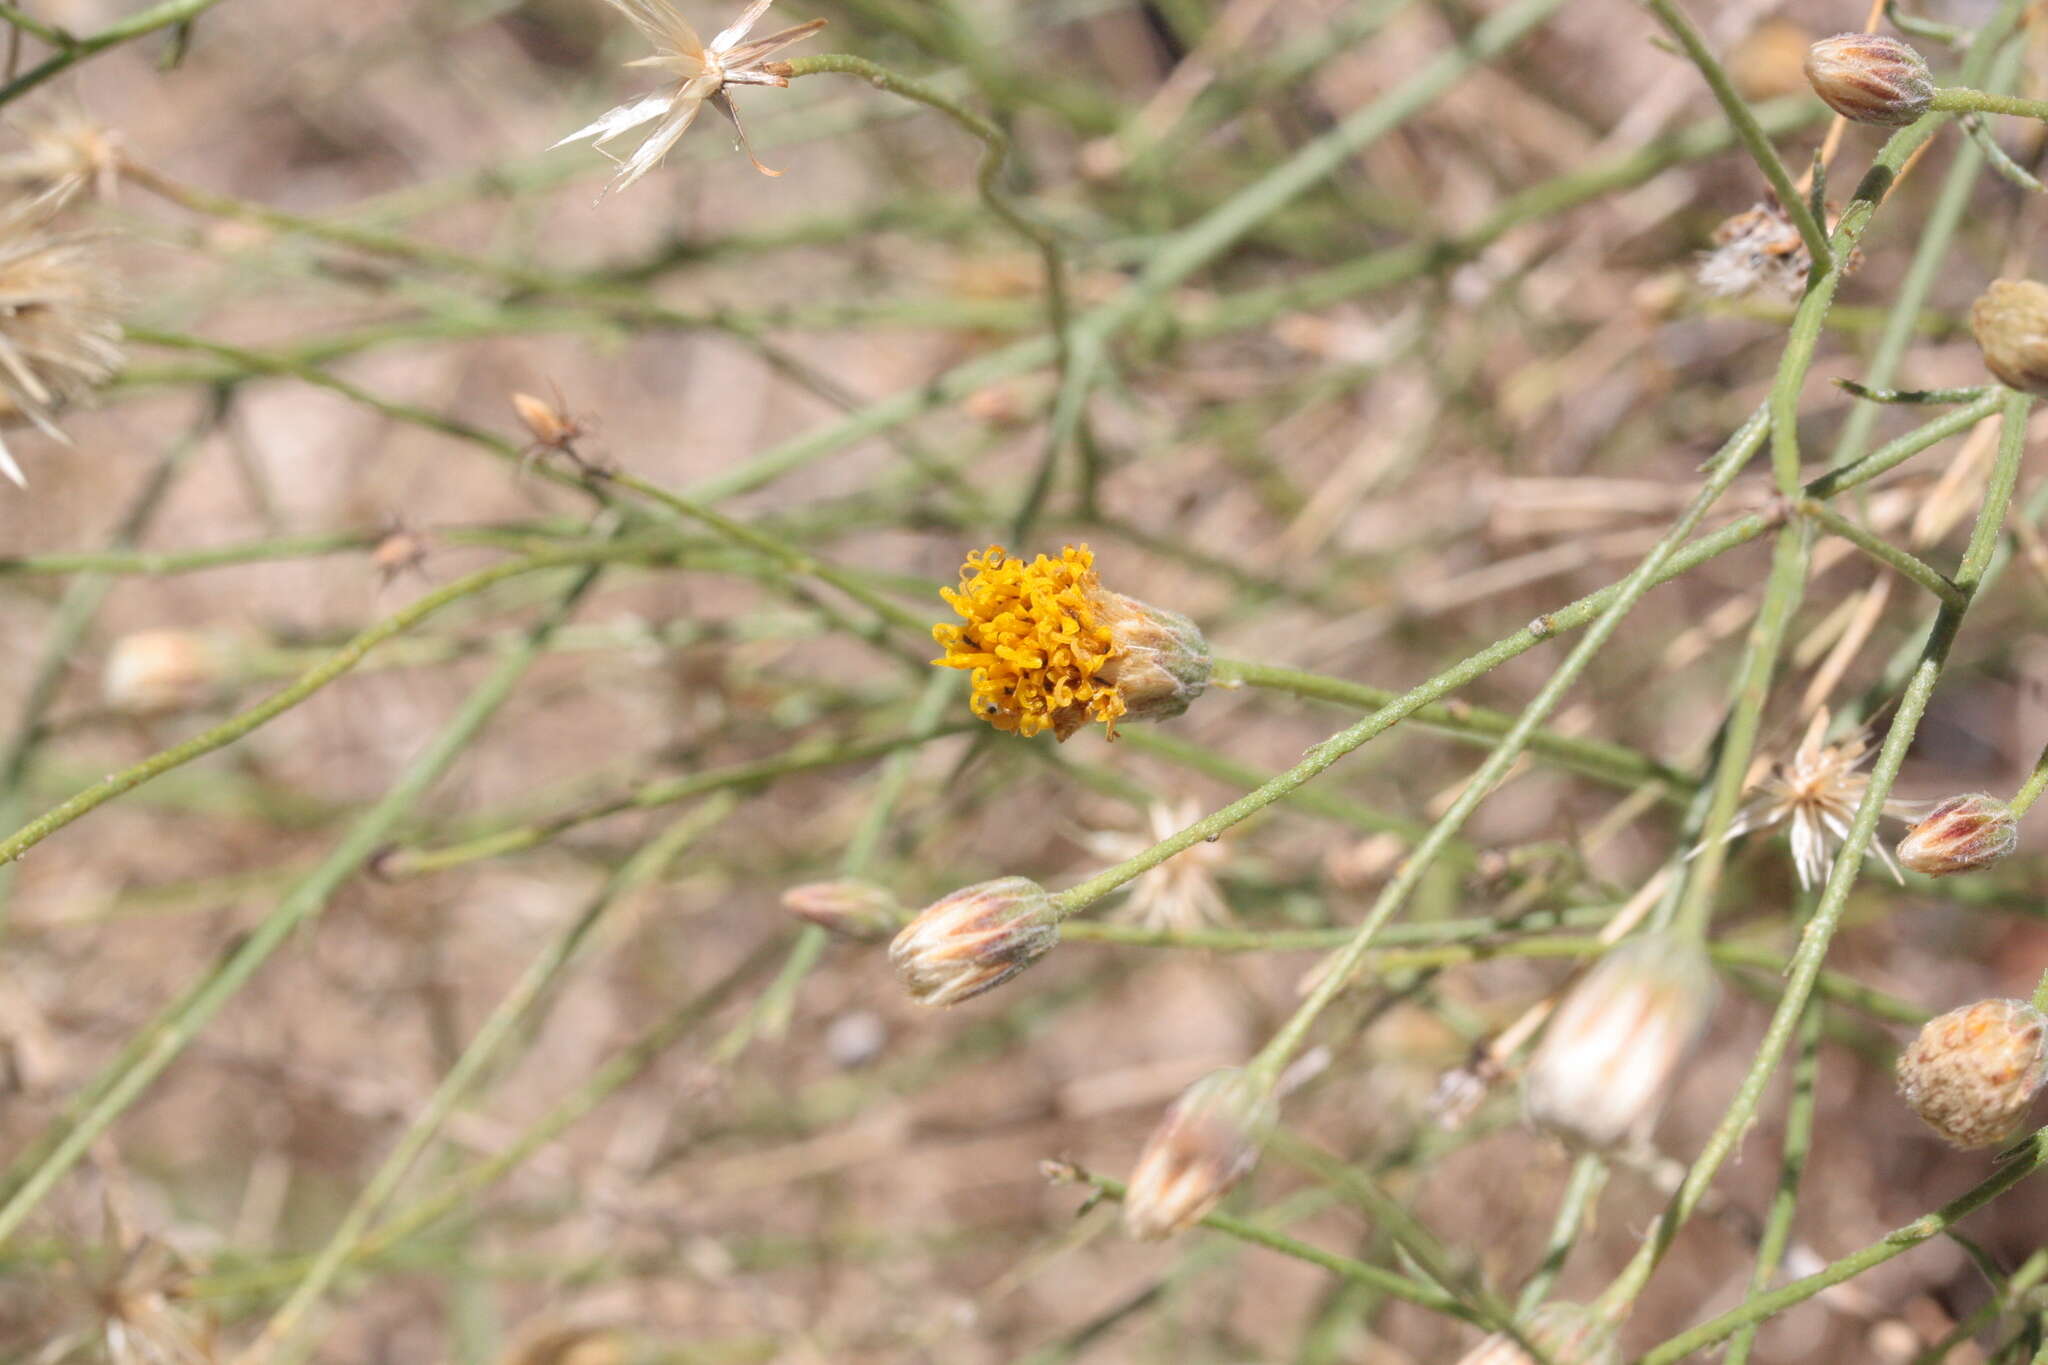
[102,630,229,714]
[512,391,577,448]
[1803,33,1935,127]
[1896,794,2017,877]
[1123,1067,1275,1240]
[780,880,904,942]
[1971,279,2048,395]
[1456,1303,1621,1365]
[888,876,1058,1006]
[1524,933,1717,1151]
[1897,998,2048,1148]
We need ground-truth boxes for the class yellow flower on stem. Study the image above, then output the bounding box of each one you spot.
[931,544,1209,742]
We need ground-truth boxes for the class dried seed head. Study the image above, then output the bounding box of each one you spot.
[0,107,125,208]
[0,199,122,487]
[1123,1067,1276,1240]
[1804,33,1935,127]
[1696,202,1864,301]
[780,879,904,942]
[102,630,228,714]
[1896,794,2018,877]
[1897,998,2048,1148]
[1971,279,2048,396]
[931,544,1210,741]
[888,876,1059,1006]
[1456,1302,1621,1365]
[1524,932,1717,1151]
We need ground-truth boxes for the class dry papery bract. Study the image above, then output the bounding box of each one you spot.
[0,193,121,487]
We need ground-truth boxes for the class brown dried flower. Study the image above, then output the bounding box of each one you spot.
[1123,1067,1275,1239]
[1896,794,2017,877]
[1696,202,1864,301]
[555,0,825,194]
[1898,998,2048,1149]
[1715,710,1921,890]
[888,876,1059,1006]
[1971,279,2048,396]
[1804,33,1935,127]
[1523,932,1716,1151]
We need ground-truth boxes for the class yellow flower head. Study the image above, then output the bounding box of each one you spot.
[932,544,1210,741]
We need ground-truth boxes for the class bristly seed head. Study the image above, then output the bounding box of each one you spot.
[1896,793,2017,878]
[1122,1067,1276,1240]
[1897,998,2048,1149]
[1803,33,1935,127]
[888,876,1059,1006]
[554,0,825,195]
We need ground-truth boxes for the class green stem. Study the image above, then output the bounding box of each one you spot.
[1607,388,2031,1324]
[2008,738,2048,817]
[0,0,226,105]
[1640,1129,2048,1362]
[248,799,736,1362]
[1798,499,1966,609]
[1932,88,2048,121]
[1723,996,1824,1365]
[0,565,610,1245]
[1237,405,1772,1087]
[1216,658,1691,794]
[1639,0,1829,271]
[0,545,651,869]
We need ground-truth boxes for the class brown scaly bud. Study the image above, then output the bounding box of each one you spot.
[780,880,905,942]
[1803,33,1935,127]
[1456,1302,1622,1365]
[1971,279,2048,396]
[1523,933,1717,1151]
[1123,1067,1276,1240]
[1897,998,2048,1148]
[888,876,1059,1006]
[1896,794,2017,877]
[1093,591,1212,730]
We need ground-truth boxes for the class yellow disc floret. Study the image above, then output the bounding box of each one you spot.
[932,544,1126,740]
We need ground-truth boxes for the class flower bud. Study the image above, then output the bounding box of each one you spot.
[1897,998,2048,1148]
[1803,33,1935,127]
[1523,933,1717,1151]
[1456,1303,1621,1365]
[101,630,229,714]
[780,880,905,942]
[888,876,1058,1006]
[1971,279,2048,395]
[1123,1067,1275,1240]
[1896,794,2017,877]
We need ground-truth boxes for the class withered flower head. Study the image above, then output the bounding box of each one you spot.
[888,876,1059,1006]
[1896,793,2017,878]
[1456,1302,1621,1365]
[1523,932,1717,1151]
[0,196,121,487]
[1804,33,1935,127]
[780,879,904,941]
[1971,279,2048,396]
[1696,201,1863,301]
[931,544,1210,741]
[1715,710,1921,890]
[1898,998,2048,1149]
[1123,1067,1276,1240]
[554,0,824,194]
